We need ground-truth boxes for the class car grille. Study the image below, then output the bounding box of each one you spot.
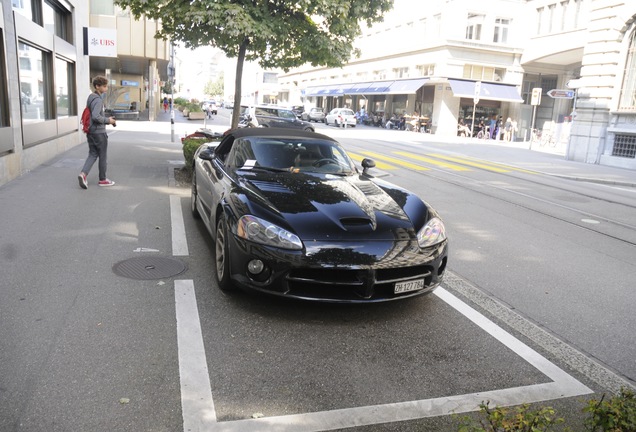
[285,266,435,301]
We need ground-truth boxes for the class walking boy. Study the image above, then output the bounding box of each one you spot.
[78,75,116,189]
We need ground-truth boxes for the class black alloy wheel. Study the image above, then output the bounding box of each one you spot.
[215,213,233,291]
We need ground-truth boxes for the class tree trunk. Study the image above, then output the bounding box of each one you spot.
[230,38,249,129]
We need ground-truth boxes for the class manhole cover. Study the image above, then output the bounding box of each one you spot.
[113,257,187,280]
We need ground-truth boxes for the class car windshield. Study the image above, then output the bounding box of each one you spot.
[340,109,354,116]
[230,137,355,175]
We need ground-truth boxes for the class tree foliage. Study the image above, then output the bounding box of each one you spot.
[204,74,224,99]
[114,0,393,127]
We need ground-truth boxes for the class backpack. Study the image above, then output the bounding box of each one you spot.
[81,96,98,134]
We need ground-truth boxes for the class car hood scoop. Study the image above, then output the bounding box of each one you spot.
[241,173,414,240]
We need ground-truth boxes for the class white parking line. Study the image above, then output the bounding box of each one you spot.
[175,280,217,429]
[170,195,189,256]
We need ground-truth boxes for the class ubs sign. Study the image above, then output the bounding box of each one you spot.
[84,27,117,58]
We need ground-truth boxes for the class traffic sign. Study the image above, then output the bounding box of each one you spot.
[473,81,481,104]
[531,87,542,106]
[547,89,575,99]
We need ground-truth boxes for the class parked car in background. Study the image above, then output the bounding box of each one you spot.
[288,105,304,118]
[190,128,448,302]
[301,107,325,123]
[325,108,356,127]
[239,105,315,132]
[225,101,234,110]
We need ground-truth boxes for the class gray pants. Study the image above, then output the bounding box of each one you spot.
[81,133,108,181]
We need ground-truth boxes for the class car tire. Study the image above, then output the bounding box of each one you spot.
[304,127,314,132]
[215,212,234,291]
[191,169,201,219]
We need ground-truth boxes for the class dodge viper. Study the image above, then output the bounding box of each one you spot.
[191,128,448,303]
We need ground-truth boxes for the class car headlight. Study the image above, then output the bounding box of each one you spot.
[417,217,447,248]
[237,215,303,250]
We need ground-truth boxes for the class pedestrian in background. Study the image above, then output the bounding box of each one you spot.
[163,96,169,113]
[78,75,116,189]
[504,117,513,141]
[489,116,497,139]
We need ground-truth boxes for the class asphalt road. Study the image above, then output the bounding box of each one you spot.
[1,109,634,431]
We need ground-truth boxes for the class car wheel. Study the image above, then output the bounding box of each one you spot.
[304,127,314,132]
[191,169,201,219]
[215,213,234,291]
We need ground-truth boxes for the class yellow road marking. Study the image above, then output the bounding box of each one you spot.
[348,152,396,170]
[458,156,539,174]
[359,151,431,171]
[425,153,511,173]
[393,151,471,171]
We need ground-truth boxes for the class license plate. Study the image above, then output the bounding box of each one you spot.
[394,279,425,294]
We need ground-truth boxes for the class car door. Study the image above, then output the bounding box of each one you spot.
[275,109,300,129]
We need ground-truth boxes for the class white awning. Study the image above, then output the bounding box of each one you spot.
[448,79,523,103]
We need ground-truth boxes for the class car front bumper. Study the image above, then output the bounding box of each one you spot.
[226,234,448,303]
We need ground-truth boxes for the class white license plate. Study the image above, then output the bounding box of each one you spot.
[394,279,425,294]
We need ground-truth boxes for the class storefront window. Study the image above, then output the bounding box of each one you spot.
[619,29,636,110]
[55,57,74,118]
[19,42,51,123]
[0,31,9,128]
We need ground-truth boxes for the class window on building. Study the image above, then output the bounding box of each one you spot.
[44,1,71,42]
[536,7,544,34]
[433,14,441,37]
[373,70,387,80]
[0,30,9,128]
[19,41,52,123]
[466,14,483,41]
[462,65,504,82]
[560,1,568,31]
[417,64,435,76]
[393,67,409,79]
[494,18,510,43]
[618,30,636,110]
[12,0,33,20]
[572,0,581,28]
[55,57,75,118]
[547,4,556,33]
[13,0,72,43]
[90,0,115,15]
[262,72,277,84]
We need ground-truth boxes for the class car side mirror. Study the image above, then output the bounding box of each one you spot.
[361,158,376,174]
[198,147,215,161]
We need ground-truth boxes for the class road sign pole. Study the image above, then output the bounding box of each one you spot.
[529,105,537,149]
[471,81,481,139]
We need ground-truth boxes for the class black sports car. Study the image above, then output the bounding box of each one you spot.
[191,128,448,303]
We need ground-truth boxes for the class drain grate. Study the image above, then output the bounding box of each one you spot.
[113,256,187,280]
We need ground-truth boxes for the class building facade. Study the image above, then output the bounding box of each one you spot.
[0,0,169,187]
[278,0,636,170]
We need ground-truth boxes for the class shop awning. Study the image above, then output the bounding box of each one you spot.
[447,79,523,103]
[346,82,374,94]
[385,78,428,94]
[362,81,393,94]
[304,78,427,97]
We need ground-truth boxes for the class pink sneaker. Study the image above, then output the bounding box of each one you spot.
[98,179,116,187]
[78,173,88,189]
